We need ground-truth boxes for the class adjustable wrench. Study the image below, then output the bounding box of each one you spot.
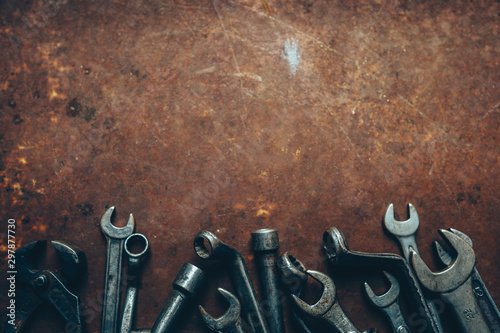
[433,228,500,333]
[384,203,444,333]
[364,271,410,333]
[323,227,440,333]
[199,288,245,333]
[291,270,378,333]
[411,229,490,333]
[101,206,135,333]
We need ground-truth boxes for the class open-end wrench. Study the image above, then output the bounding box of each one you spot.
[384,203,444,333]
[323,227,440,333]
[291,270,378,333]
[101,206,135,333]
[364,271,410,333]
[199,288,244,333]
[433,228,500,333]
[194,231,270,333]
[121,233,150,333]
[411,229,490,333]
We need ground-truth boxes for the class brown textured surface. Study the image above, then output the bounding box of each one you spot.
[1,0,499,332]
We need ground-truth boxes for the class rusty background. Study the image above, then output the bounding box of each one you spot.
[1,0,499,332]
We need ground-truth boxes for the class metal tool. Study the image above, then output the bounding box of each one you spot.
[7,240,86,333]
[121,233,150,333]
[323,226,440,333]
[199,288,244,333]
[364,271,410,333]
[101,206,135,333]
[194,230,270,333]
[433,228,500,333]
[411,229,490,333]
[291,270,377,333]
[251,229,285,333]
[150,263,206,333]
[276,252,318,333]
[384,203,444,333]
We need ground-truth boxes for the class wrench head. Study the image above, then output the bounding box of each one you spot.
[448,228,473,247]
[277,252,308,294]
[16,240,47,281]
[322,227,350,264]
[411,229,476,293]
[291,270,337,318]
[363,271,400,308]
[100,206,135,239]
[199,288,241,331]
[194,230,236,260]
[383,203,419,237]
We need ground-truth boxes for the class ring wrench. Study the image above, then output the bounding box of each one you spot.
[411,229,490,333]
[384,203,444,333]
[194,231,270,333]
[291,270,378,333]
[323,226,440,333]
[199,288,244,333]
[433,228,500,333]
[121,233,150,333]
[101,206,135,333]
[364,271,410,333]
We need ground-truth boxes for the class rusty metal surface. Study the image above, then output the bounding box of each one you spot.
[1,0,499,332]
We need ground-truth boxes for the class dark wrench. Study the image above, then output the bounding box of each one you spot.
[121,233,150,333]
[323,227,440,333]
[291,270,378,333]
[101,206,135,333]
[364,271,410,333]
[194,231,270,333]
[433,228,500,333]
[252,229,285,333]
[411,229,490,333]
[199,288,245,333]
[384,203,444,333]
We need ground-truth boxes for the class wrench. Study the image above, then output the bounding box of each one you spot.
[121,233,150,333]
[199,288,244,333]
[323,226,440,333]
[364,271,410,333]
[384,203,444,333]
[433,228,500,333]
[411,229,490,333]
[101,206,135,333]
[194,231,270,333]
[291,270,378,333]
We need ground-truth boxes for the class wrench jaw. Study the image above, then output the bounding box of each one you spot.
[51,240,87,282]
[16,240,47,282]
[363,271,400,308]
[100,206,135,238]
[322,227,350,264]
[291,270,337,317]
[194,231,238,260]
[277,252,308,294]
[410,229,476,294]
[383,203,420,237]
[199,288,241,331]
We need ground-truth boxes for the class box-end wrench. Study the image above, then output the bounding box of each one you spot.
[323,227,440,333]
[384,203,444,333]
[411,229,490,333]
[121,233,150,333]
[433,228,500,333]
[199,288,245,333]
[364,271,410,333]
[291,270,378,333]
[101,206,135,333]
[194,231,270,333]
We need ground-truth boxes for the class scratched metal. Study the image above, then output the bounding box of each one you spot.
[0,1,499,332]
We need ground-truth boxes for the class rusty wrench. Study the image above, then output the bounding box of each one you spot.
[364,271,410,333]
[411,229,490,333]
[101,206,135,333]
[384,203,444,333]
[433,228,500,333]
[199,288,244,333]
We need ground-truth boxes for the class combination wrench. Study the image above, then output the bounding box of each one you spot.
[101,206,135,333]
[384,203,444,333]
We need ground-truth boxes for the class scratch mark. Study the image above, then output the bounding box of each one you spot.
[231,72,263,82]
[213,1,241,73]
[398,94,426,118]
[284,38,301,75]
[482,102,500,119]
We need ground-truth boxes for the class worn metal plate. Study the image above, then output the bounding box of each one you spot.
[1,1,498,332]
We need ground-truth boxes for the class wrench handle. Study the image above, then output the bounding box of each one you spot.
[442,278,491,333]
[381,303,410,333]
[102,237,126,333]
[323,302,360,333]
[471,269,500,333]
[120,282,138,333]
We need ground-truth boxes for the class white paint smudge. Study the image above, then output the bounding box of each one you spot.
[284,38,301,75]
